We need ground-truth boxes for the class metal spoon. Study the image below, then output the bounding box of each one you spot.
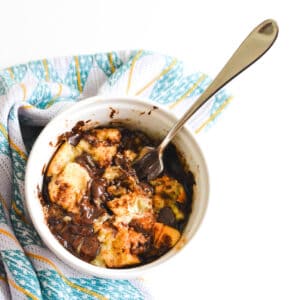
[133,19,279,181]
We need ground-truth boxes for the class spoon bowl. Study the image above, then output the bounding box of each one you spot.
[133,146,162,181]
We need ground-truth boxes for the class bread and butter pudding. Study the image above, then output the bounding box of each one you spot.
[41,123,194,268]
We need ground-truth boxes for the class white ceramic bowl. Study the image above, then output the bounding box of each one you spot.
[25,96,209,279]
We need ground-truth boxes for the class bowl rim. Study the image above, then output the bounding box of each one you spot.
[25,95,210,279]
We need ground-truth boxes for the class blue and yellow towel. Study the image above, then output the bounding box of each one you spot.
[0,50,230,299]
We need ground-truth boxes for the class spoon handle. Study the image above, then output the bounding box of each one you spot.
[158,19,279,152]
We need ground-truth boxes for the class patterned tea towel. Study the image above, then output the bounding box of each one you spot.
[0,50,230,300]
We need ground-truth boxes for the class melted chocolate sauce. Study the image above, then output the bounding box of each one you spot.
[75,152,103,177]
[90,179,108,208]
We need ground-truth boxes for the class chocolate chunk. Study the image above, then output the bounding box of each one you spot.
[79,236,100,261]
[72,236,84,254]
[80,207,95,224]
[91,179,107,207]
[157,207,176,226]
[68,133,82,146]
[91,179,105,199]
[68,224,94,236]
[75,153,100,176]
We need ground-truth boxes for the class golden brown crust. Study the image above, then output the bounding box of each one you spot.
[151,175,186,203]
[94,222,141,268]
[153,222,181,249]
[48,162,90,213]
[150,176,186,221]
[47,142,79,177]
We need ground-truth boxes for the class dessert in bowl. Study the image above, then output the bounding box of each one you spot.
[25,96,209,278]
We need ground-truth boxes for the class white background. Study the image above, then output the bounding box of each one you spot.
[0,1,299,299]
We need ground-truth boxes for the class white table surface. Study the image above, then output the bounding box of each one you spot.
[1,1,299,299]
